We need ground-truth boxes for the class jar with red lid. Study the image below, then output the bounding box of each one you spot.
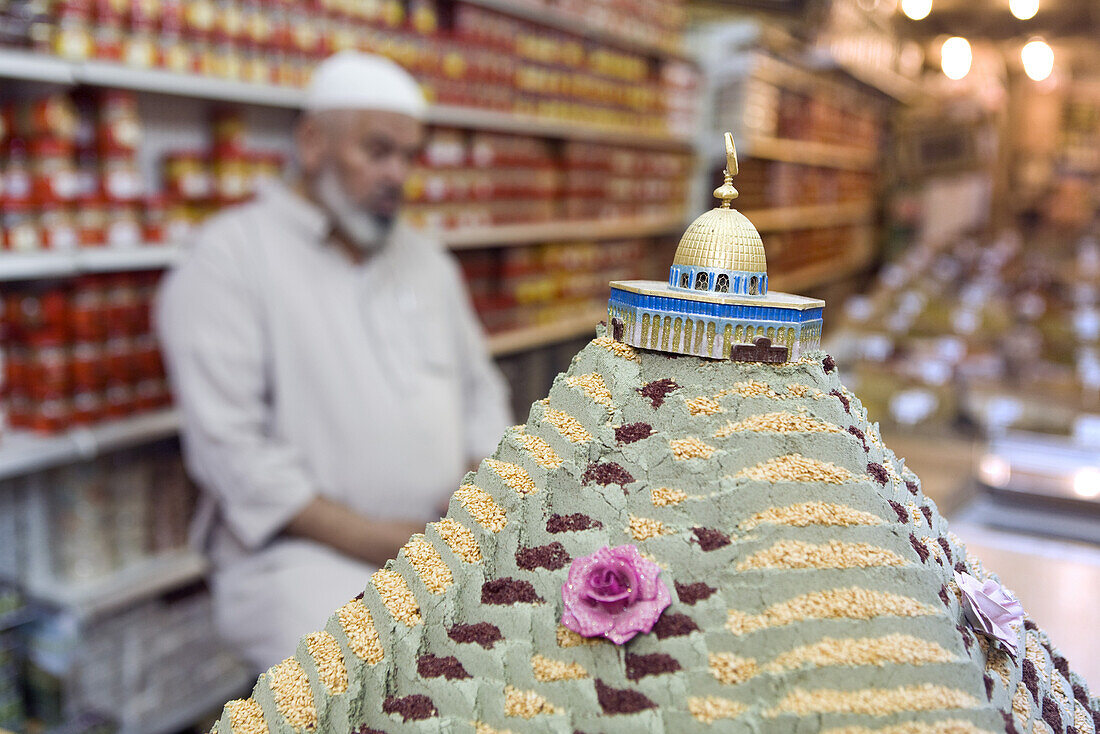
[3,138,33,205]
[104,381,135,418]
[214,0,244,44]
[211,39,243,80]
[163,151,211,200]
[29,395,73,433]
[3,201,42,252]
[103,335,132,383]
[101,151,143,202]
[76,193,107,246]
[12,95,79,141]
[52,2,94,60]
[71,277,107,340]
[132,333,160,380]
[213,150,248,203]
[71,389,105,425]
[211,108,245,153]
[92,4,125,61]
[40,204,79,251]
[242,45,273,84]
[142,194,167,243]
[74,147,100,198]
[72,340,104,389]
[104,276,140,333]
[97,91,142,153]
[130,0,161,25]
[31,138,79,203]
[105,203,143,248]
[14,287,69,339]
[122,18,157,66]
[25,334,71,399]
[4,343,29,395]
[184,0,216,40]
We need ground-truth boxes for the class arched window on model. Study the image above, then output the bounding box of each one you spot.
[680,272,690,288]
[749,276,759,295]
[715,274,729,292]
[694,272,709,290]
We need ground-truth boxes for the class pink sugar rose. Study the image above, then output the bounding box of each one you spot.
[955,571,1025,651]
[560,544,671,645]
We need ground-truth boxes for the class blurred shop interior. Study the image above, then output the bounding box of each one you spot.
[0,0,1099,730]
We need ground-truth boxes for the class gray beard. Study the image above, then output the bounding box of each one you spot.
[315,167,394,252]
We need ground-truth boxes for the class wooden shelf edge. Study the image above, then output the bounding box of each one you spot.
[488,306,606,356]
[0,247,182,282]
[769,237,877,292]
[443,215,686,249]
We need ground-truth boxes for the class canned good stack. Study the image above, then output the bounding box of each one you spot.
[0,0,697,137]
[1,273,169,434]
[458,238,651,333]
[0,90,154,253]
[160,108,286,242]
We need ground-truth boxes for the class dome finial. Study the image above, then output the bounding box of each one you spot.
[713,132,739,208]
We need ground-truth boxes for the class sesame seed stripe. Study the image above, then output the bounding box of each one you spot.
[474,723,516,734]
[736,540,908,571]
[670,436,715,460]
[542,406,593,443]
[335,599,384,664]
[722,380,780,398]
[454,484,508,532]
[628,515,668,540]
[566,373,614,409]
[225,698,268,734]
[651,487,687,506]
[556,625,603,648]
[716,412,843,436]
[739,502,882,530]
[821,721,997,734]
[305,631,348,695]
[686,395,723,416]
[726,588,935,635]
[267,658,318,732]
[515,432,562,469]
[736,454,853,484]
[431,518,482,563]
[401,536,453,595]
[688,696,747,724]
[766,684,980,717]
[485,459,538,495]
[504,686,561,718]
[592,335,639,361]
[709,653,759,685]
[371,569,422,626]
[766,635,955,672]
[531,654,588,681]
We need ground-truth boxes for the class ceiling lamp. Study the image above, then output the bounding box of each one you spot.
[1009,0,1039,20]
[901,0,933,20]
[1021,38,1054,81]
[941,36,972,80]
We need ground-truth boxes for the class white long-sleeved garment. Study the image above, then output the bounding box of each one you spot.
[156,179,511,669]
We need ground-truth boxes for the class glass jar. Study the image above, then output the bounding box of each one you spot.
[213,150,248,203]
[101,151,143,202]
[3,201,42,252]
[30,137,79,203]
[105,203,142,248]
[122,20,158,68]
[3,138,34,205]
[76,193,107,246]
[26,334,71,399]
[72,340,104,390]
[142,194,167,243]
[52,2,94,60]
[164,151,211,200]
[39,204,79,251]
[71,276,107,341]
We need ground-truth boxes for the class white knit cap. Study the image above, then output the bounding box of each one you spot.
[304,51,428,119]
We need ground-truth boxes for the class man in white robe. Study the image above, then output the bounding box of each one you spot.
[156,52,511,671]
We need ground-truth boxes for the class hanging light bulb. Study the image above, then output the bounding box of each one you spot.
[901,0,933,20]
[941,36,972,80]
[1021,38,1054,81]
[1009,0,1039,20]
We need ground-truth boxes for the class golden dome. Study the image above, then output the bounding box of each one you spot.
[673,207,766,272]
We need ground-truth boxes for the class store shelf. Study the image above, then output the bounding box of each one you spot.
[768,232,877,292]
[743,136,877,170]
[140,668,254,734]
[0,51,693,150]
[0,409,180,482]
[443,214,686,249]
[25,550,206,618]
[488,306,606,357]
[741,200,874,232]
[0,247,182,281]
[458,0,689,62]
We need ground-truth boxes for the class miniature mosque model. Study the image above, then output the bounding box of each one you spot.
[608,132,825,362]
